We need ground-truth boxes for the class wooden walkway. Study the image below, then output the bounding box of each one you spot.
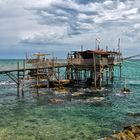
[0,64,67,73]
[0,62,68,97]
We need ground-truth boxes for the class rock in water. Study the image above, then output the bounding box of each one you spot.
[103,124,140,140]
[121,87,130,94]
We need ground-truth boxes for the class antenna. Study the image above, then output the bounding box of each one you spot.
[117,38,122,60]
[118,38,120,53]
[95,38,100,50]
[106,46,108,51]
[81,45,83,52]
[95,39,97,50]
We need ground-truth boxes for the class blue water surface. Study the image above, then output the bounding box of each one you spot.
[0,59,139,140]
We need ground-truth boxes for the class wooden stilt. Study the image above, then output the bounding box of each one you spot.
[109,67,111,80]
[106,69,108,85]
[93,54,97,89]
[22,60,25,97]
[84,69,86,80]
[71,67,73,80]
[99,67,102,88]
[17,62,20,97]
[120,63,122,79]
[57,68,60,80]
[36,65,39,96]
[90,70,93,80]
[75,68,78,82]
[111,66,114,84]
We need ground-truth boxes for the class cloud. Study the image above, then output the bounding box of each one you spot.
[28,0,139,30]
[21,29,68,45]
[0,0,140,58]
[18,0,138,49]
[134,23,140,29]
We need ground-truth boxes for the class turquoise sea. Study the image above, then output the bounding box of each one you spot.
[0,59,140,140]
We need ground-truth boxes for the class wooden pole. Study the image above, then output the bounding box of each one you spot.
[75,68,78,82]
[99,67,102,88]
[84,69,86,80]
[120,63,122,79]
[17,62,20,97]
[111,66,114,84]
[106,69,108,85]
[109,67,111,80]
[101,71,103,86]
[71,67,73,80]
[66,53,70,80]
[36,65,39,96]
[22,60,25,97]
[78,69,80,83]
[57,68,60,80]
[93,54,97,89]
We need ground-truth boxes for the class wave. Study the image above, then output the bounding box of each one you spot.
[0,81,16,86]
[128,80,140,85]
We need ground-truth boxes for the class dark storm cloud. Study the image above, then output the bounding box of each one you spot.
[29,0,138,35]
[21,0,140,49]
[74,0,105,4]
[28,0,99,36]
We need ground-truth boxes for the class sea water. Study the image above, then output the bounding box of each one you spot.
[0,59,139,140]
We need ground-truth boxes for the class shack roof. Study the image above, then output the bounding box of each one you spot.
[33,53,50,56]
[76,50,118,55]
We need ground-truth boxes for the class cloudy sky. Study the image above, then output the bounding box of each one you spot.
[0,0,140,58]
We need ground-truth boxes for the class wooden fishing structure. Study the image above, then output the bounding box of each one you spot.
[0,46,123,97]
[26,52,67,95]
[4,37,140,97]
[66,49,122,88]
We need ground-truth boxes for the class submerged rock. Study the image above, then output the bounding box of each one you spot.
[72,92,85,97]
[49,98,64,104]
[84,97,104,103]
[127,112,140,117]
[121,87,130,94]
[103,124,140,140]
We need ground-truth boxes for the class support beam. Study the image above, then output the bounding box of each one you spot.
[5,73,18,84]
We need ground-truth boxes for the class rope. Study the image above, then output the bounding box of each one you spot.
[123,54,140,60]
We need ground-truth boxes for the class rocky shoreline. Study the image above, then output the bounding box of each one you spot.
[103,124,140,140]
